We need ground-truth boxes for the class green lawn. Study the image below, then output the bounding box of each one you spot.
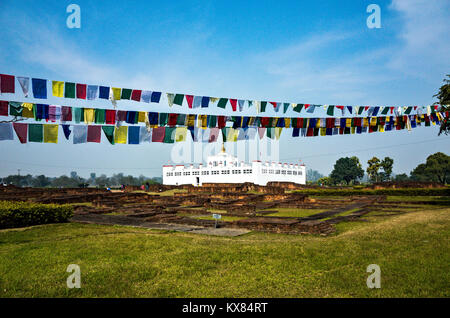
[263,208,325,217]
[0,208,448,297]
[385,195,450,202]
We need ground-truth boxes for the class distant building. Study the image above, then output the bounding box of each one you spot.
[163,145,306,186]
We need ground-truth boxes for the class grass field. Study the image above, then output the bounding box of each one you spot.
[0,206,448,298]
[263,208,325,217]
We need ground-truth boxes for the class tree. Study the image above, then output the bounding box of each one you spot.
[306,169,324,183]
[410,152,450,184]
[317,176,332,186]
[394,173,409,182]
[435,75,450,135]
[31,175,51,187]
[367,157,381,182]
[380,157,394,182]
[330,156,364,185]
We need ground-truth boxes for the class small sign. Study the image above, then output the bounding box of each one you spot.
[212,214,221,220]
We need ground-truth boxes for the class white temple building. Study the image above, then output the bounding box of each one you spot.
[163,145,306,186]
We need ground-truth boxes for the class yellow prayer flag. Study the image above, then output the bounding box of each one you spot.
[114,126,128,144]
[284,118,291,128]
[52,81,64,97]
[370,117,377,126]
[21,103,34,118]
[43,124,59,143]
[198,115,207,128]
[138,112,146,123]
[112,87,121,100]
[320,127,326,136]
[275,127,283,140]
[84,108,95,124]
[379,125,385,133]
[316,119,321,128]
[187,115,196,127]
[363,118,369,127]
[175,127,187,142]
[227,128,238,142]
[351,127,356,134]
[346,118,352,127]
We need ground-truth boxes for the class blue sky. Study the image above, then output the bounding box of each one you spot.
[0,0,449,178]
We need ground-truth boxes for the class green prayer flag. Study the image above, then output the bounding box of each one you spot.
[404,107,412,115]
[208,115,217,128]
[29,124,43,142]
[381,107,389,115]
[173,94,184,106]
[327,105,335,116]
[121,88,132,100]
[293,104,304,113]
[221,127,230,142]
[266,127,274,139]
[163,127,176,143]
[102,126,115,144]
[217,98,228,109]
[9,102,23,116]
[283,103,290,113]
[64,82,76,98]
[159,113,168,126]
[95,109,106,124]
[291,118,298,128]
[176,114,187,125]
[74,107,83,123]
[260,101,267,113]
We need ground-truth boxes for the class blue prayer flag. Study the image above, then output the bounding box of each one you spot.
[32,78,47,99]
[128,126,140,144]
[151,91,162,103]
[99,86,110,99]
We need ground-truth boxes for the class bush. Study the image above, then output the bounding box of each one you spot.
[0,201,73,229]
[293,188,450,196]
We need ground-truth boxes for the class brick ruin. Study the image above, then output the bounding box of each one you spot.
[1,183,446,236]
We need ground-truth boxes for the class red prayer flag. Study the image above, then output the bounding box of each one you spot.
[326,118,334,128]
[270,102,277,108]
[13,123,27,143]
[0,74,15,93]
[152,127,165,142]
[229,99,237,112]
[0,100,8,116]
[260,117,270,127]
[185,95,194,108]
[131,90,142,102]
[76,84,87,99]
[61,106,72,121]
[306,127,314,136]
[217,116,226,128]
[105,110,116,124]
[87,125,101,143]
[117,110,127,122]
[168,113,178,126]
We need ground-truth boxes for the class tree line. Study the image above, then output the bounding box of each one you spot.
[316,152,449,186]
[1,171,162,188]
